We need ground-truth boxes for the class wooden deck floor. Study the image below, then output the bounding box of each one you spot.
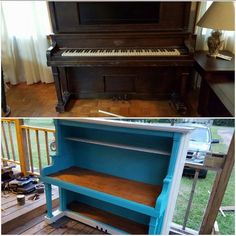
[1,186,104,235]
[1,188,191,235]
[6,215,104,235]
[1,186,59,234]
[5,82,199,117]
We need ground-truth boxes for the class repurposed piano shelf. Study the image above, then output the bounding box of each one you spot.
[41,119,191,234]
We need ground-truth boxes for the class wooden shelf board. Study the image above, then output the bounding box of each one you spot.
[49,167,162,207]
[68,201,148,234]
[66,137,171,156]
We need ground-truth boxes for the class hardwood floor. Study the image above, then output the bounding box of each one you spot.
[5,83,198,117]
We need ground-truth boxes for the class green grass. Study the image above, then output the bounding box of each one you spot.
[174,126,235,234]
[210,126,228,154]
[2,119,55,172]
[174,170,217,230]
[174,170,235,234]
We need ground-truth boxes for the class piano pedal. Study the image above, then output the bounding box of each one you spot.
[123,94,128,101]
[112,96,118,101]
[112,94,129,102]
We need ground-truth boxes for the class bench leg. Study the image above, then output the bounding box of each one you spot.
[149,217,158,234]
[59,187,66,211]
[45,183,53,218]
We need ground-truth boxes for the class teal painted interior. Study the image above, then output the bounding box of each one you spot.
[67,191,150,225]
[63,125,173,153]
[71,142,170,185]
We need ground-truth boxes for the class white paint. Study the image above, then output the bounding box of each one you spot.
[65,210,128,234]
[68,118,193,133]
[161,132,191,234]
[44,209,64,224]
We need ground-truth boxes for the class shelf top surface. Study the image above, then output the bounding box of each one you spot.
[57,119,193,134]
[49,166,162,207]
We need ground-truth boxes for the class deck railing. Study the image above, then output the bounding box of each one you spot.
[1,119,55,175]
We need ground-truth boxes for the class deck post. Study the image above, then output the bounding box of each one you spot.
[45,183,53,218]
[15,119,28,176]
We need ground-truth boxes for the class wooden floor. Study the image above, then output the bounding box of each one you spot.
[1,187,103,235]
[1,186,59,234]
[6,215,104,235]
[5,83,199,117]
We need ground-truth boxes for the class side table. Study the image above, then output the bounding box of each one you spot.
[194,51,234,117]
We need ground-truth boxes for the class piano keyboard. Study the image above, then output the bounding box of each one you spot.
[61,48,182,57]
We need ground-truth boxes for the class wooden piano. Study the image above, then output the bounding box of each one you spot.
[41,119,192,234]
[47,2,196,112]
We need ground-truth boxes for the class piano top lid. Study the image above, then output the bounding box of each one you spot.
[56,119,194,134]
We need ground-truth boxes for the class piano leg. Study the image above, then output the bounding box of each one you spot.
[169,69,191,115]
[52,67,71,113]
[179,71,190,100]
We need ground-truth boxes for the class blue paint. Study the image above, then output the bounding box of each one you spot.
[68,191,150,225]
[45,183,53,218]
[42,120,188,234]
[59,188,67,211]
[41,175,158,217]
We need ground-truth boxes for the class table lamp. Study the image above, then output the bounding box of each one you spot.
[196,2,235,57]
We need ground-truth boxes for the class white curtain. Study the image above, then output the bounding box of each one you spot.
[1,1,53,85]
[195,1,235,53]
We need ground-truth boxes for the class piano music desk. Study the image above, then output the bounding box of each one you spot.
[41,119,191,234]
[194,51,235,117]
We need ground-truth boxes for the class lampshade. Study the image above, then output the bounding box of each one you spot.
[197,2,235,31]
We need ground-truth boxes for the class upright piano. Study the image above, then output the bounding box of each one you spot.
[47,2,196,112]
